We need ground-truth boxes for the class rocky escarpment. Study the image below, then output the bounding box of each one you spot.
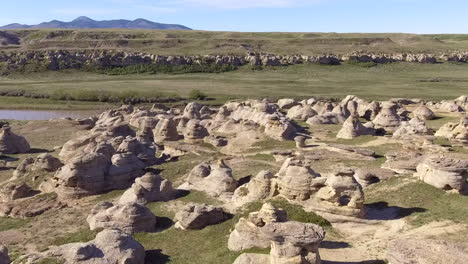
[1,50,468,74]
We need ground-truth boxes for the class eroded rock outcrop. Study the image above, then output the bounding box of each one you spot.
[174,203,228,230]
[16,229,145,264]
[414,155,468,193]
[392,117,431,138]
[371,103,401,132]
[181,160,238,199]
[119,172,175,204]
[434,116,468,142]
[232,170,276,207]
[13,154,62,179]
[336,115,375,139]
[87,202,157,233]
[228,203,288,251]
[413,105,435,120]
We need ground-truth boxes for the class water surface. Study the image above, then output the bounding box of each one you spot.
[0,109,99,120]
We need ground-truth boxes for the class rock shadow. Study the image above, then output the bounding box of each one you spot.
[0,155,19,162]
[322,260,386,264]
[320,241,351,249]
[29,148,53,154]
[155,216,174,232]
[145,249,171,264]
[365,202,426,220]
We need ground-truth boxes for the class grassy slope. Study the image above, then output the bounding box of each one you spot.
[3,29,468,55]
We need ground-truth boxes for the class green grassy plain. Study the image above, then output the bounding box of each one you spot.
[1,62,468,109]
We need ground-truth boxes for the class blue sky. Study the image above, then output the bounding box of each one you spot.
[1,0,467,33]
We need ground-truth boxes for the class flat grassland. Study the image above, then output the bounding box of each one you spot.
[1,62,468,109]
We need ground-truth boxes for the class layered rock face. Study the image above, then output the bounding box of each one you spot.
[174,203,229,230]
[2,50,466,74]
[16,229,145,264]
[119,172,175,204]
[182,160,238,198]
[414,155,468,193]
[87,202,157,233]
[0,126,30,154]
[387,239,468,264]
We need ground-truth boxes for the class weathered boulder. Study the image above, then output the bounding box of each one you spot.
[413,105,435,120]
[174,203,228,230]
[354,168,395,187]
[371,103,401,132]
[228,203,288,251]
[16,229,145,264]
[116,136,157,166]
[182,160,238,198]
[203,135,228,147]
[183,102,202,119]
[0,126,30,154]
[414,155,468,192]
[0,191,63,219]
[0,244,10,264]
[183,120,209,141]
[275,158,323,201]
[232,171,276,207]
[387,239,468,264]
[287,105,317,121]
[87,202,157,233]
[336,116,375,139]
[119,172,175,204]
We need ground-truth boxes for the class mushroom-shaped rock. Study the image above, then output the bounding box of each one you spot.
[294,136,306,148]
[261,221,325,264]
[119,172,175,204]
[228,203,288,251]
[336,115,375,139]
[414,155,468,192]
[87,202,157,233]
[17,229,145,264]
[413,105,435,120]
[174,203,228,230]
[0,126,30,154]
[0,244,10,264]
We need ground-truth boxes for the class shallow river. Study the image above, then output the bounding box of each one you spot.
[0,109,100,120]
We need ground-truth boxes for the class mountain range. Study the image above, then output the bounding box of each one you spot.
[0,16,191,30]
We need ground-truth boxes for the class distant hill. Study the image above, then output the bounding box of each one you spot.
[0,16,192,30]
